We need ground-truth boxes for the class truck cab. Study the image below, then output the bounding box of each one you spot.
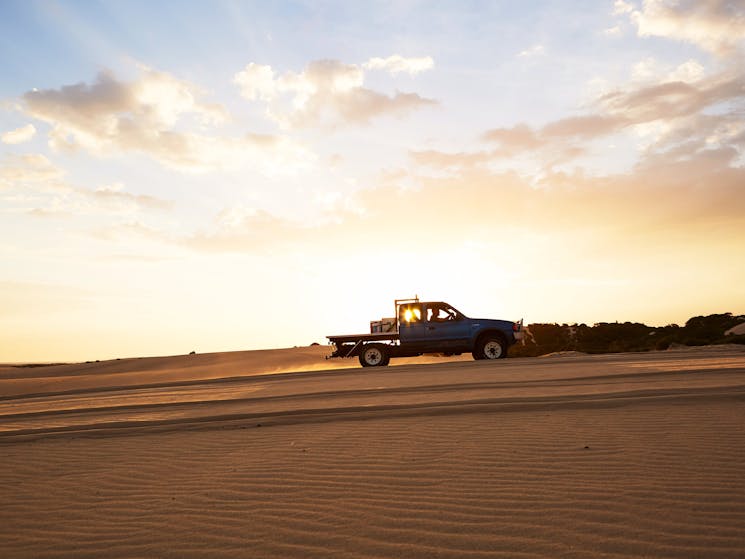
[397,300,520,357]
[398,301,470,350]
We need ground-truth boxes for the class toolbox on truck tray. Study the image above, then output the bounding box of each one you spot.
[370,318,397,333]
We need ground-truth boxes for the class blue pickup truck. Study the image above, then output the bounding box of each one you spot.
[327,297,523,367]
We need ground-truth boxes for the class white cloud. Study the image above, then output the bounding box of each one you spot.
[20,67,312,174]
[668,59,705,83]
[132,65,226,127]
[631,57,706,86]
[233,58,437,128]
[232,63,276,101]
[363,55,434,75]
[96,182,125,193]
[518,44,545,57]
[603,25,623,37]
[1,124,36,144]
[629,0,745,56]
[216,205,262,228]
[631,56,660,82]
[612,0,634,16]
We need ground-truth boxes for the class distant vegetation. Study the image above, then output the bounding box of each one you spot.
[511,313,745,357]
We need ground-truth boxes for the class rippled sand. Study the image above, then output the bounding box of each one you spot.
[2,346,744,558]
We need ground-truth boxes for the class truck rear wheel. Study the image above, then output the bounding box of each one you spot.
[359,344,390,367]
[472,335,507,360]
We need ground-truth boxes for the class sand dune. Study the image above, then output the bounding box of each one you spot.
[0,345,472,399]
[1,346,745,557]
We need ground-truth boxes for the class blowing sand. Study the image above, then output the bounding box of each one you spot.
[1,346,744,558]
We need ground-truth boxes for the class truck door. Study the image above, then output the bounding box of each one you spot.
[398,303,427,347]
[425,303,471,350]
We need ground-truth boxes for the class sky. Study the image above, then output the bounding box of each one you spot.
[1,0,744,362]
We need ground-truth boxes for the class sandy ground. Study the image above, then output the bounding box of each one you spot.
[1,346,745,558]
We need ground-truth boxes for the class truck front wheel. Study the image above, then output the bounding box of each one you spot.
[359,344,390,367]
[473,335,507,360]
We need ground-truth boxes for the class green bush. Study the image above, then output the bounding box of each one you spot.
[511,314,745,357]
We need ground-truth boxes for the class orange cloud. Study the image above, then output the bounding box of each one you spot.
[482,124,542,149]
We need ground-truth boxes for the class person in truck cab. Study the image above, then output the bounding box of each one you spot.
[428,305,450,322]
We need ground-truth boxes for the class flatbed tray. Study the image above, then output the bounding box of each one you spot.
[327,332,399,344]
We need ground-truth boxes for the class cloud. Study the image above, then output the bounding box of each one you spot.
[89,220,173,243]
[597,71,745,124]
[233,57,437,128]
[175,143,745,259]
[667,59,706,83]
[23,68,222,153]
[0,154,66,190]
[416,63,745,172]
[20,67,312,174]
[232,63,276,102]
[628,57,705,85]
[90,183,172,212]
[111,58,743,317]
[409,149,492,169]
[603,25,623,37]
[1,124,36,144]
[612,0,634,16]
[400,152,744,237]
[180,205,296,252]
[363,55,434,75]
[518,44,545,57]
[0,153,172,216]
[628,0,745,56]
[541,115,626,139]
[482,124,543,150]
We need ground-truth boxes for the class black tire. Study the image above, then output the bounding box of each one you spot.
[359,344,390,367]
[472,334,507,360]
